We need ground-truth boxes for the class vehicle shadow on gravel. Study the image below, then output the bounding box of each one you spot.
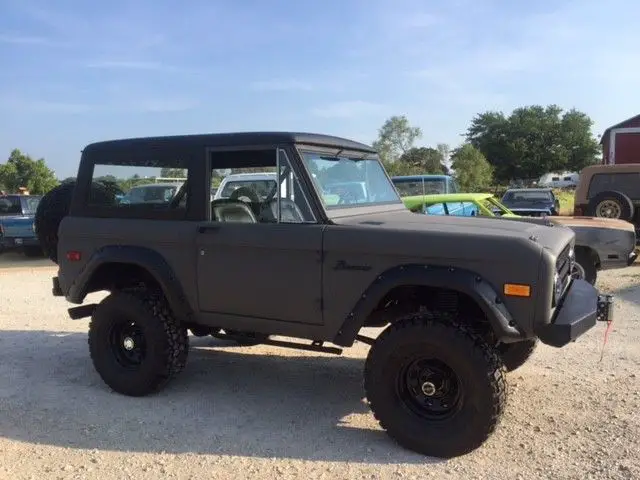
[0,330,441,465]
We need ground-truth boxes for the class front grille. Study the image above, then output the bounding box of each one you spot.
[554,244,573,305]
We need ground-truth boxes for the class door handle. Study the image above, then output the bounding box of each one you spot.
[198,225,219,234]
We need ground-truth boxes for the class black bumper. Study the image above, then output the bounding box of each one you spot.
[536,279,614,348]
[628,250,638,266]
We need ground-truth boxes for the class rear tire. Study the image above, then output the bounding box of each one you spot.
[364,314,507,458]
[88,288,189,396]
[497,339,538,371]
[587,191,634,221]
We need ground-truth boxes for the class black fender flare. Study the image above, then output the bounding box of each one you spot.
[332,264,525,347]
[67,245,193,321]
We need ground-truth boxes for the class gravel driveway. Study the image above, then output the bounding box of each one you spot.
[0,260,638,480]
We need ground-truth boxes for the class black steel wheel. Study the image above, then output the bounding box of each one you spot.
[88,288,189,396]
[397,357,463,420]
[108,319,147,368]
[364,314,507,458]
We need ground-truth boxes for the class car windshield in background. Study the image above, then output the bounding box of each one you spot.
[300,151,401,208]
[123,185,178,204]
[219,179,276,200]
[503,191,552,202]
[393,179,447,196]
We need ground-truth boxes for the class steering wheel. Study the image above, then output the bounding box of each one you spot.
[229,186,260,204]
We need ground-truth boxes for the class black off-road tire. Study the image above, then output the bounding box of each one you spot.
[88,288,189,396]
[364,314,507,458]
[587,190,634,221]
[497,339,538,371]
[573,249,598,285]
[34,180,120,264]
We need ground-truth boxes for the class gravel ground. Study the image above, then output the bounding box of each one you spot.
[0,257,639,480]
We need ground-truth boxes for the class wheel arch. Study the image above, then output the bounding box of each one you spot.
[332,264,526,347]
[67,245,194,322]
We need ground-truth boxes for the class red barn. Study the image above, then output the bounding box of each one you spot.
[600,113,640,164]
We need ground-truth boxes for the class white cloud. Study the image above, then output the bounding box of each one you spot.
[311,101,385,118]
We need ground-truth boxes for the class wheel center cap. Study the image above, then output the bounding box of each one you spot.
[123,337,135,350]
[421,381,436,396]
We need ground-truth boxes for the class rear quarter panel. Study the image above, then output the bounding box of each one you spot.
[56,216,199,308]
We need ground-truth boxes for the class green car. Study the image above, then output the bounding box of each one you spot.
[402,192,520,218]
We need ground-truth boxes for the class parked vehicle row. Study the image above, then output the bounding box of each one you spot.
[397,190,637,284]
[0,194,43,257]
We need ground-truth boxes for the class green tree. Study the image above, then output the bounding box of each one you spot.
[0,149,59,194]
[464,105,600,184]
[372,115,422,163]
[160,168,187,178]
[398,147,448,174]
[450,144,494,192]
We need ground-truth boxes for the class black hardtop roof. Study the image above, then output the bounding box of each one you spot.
[82,131,377,154]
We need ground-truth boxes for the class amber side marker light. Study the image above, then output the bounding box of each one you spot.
[504,283,531,297]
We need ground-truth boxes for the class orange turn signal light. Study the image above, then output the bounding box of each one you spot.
[503,283,531,297]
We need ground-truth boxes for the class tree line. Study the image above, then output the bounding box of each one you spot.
[0,104,602,195]
[373,104,600,191]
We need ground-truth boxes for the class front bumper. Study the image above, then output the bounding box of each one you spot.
[628,250,638,266]
[536,278,613,348]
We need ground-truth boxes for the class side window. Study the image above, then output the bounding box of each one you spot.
[425,203,446,215]
[445,201,477,216]
[209,148,315,224]
[588,173,640,200]
[87,157,189,217]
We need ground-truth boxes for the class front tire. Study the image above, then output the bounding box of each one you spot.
[88,288,189,396]
[364,314,507,458]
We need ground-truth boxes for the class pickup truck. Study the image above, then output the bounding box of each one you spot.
[0,194,43,257]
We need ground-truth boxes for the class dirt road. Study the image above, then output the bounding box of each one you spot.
[0,263,638,479]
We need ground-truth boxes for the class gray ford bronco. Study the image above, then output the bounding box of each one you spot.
[36,132,613,458]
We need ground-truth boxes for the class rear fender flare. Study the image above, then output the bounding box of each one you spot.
[332,264,524,347]
[67,245,193,321]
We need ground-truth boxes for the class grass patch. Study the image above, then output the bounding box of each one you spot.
[553,189,575,216]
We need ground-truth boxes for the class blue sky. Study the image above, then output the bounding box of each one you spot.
[1,0,639,178]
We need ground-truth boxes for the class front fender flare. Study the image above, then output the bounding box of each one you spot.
[332,264,526,347]
[67,245,193,321]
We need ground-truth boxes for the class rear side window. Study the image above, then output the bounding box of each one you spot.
[587,173,640,200]
[86,156,190,219]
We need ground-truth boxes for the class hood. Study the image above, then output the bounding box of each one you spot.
[548,215,635,231]
[332,208,573,256]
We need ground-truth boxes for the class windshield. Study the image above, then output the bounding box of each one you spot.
[393,178,448,196]
[0,196,41,215]
[300,151,401,208]
[502,191,552,202]
[219,179,277,200]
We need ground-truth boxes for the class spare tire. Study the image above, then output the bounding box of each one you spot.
[587,190,634,221]
[35,180,121,264]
